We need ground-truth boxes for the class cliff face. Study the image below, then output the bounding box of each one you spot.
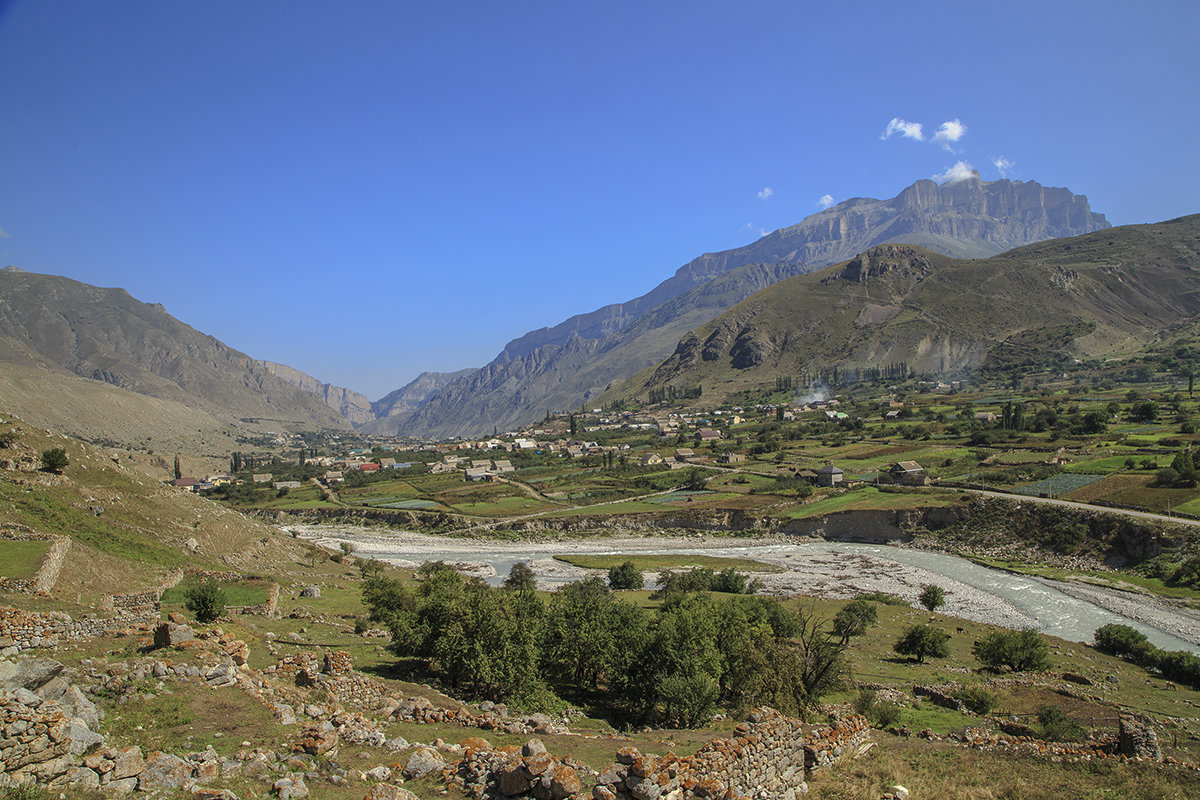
[257,361,374,425]
[391,177,1110,439]
[360,369,477,435]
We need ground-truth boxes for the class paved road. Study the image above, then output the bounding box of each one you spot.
[963,488,1200,527]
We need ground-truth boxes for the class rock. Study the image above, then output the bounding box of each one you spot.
[364,765,393,782]
[272,701,298,725]
[458,736,491,752]
[139,751,192,791]
[13,686,42,707]
[154,622,195,648]
[1118,714,1163,762]
[383,737,410,752]
[274,775,310,799]
[550,765,583,799]
[112,745,145,780]
[364,785,420,800]
[192,789,240,800]
[3,656,65,690]
[66,720,105,755]
[299,586,321,598]
[888,786,909,800]
[498,762,534,796]
[296,721,338,755]
[205,658,238,687]
[402,745,445,779]
[522,738,547,756]
[60,684,102,730]
[67,766,101,789]
[185,537,200,552]
[593,787,618,800]
[107,776,140,795]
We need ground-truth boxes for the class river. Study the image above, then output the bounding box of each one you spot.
[291,525,1200,654]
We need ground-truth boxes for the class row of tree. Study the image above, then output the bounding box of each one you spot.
[362,565,863,727]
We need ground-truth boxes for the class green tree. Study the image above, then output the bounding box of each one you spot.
[972,629,1051,672]
[918,584,946,612]
[184,580,227,623]
[831,599,878,644]
[1171,448,1197,487]
[39,448,68,474]
[173,454,182,481]
[893,624,950,663]
[502,561,537,593]
[607,560,643,591]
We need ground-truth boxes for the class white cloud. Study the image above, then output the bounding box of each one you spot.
[932,118,967,150]
[0,227,10,240]
[757,186,774,201]
[817,194,835,209]
[934,160,978,184]
[760,228,770,237]
[881,117,924,141]
[993,157,1015,177]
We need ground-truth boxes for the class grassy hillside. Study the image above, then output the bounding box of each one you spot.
[611,215,1200,407]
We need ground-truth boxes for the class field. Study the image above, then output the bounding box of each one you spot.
[0,538,50,579]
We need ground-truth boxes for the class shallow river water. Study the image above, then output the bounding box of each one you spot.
[296,526,1200,654]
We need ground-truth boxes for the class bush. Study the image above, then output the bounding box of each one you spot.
[893,624,950,663]
[608,560,643,591]
[956,684,999,715]
[1093,623,1149,658]
[184,579,227,623]
[39,448,68,473]
[1154,649,1200,688]
[1036,705,1085,742]
[973,629,1050,672]
[918,584,946,612]
[854,590,908,606]
[853,688,903,728]
[1167,556,1200,589]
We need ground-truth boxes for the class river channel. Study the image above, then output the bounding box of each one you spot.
[292,525,1200,654]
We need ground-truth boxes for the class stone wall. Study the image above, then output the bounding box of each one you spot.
[593,710,870,800]
[0,607,152,657]
[0,530,68,597]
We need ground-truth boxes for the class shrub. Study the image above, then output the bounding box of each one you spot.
[1036,705,1085,742]
[973,629,1051,672]
[1167,556,1200,590]
[893,624,950,663]
[956,684,1000,715]
[853,688,903,728]
[608,560,643,590]
[39,448,68,473]
[1093,623,1149,658]
[854,590,908,606]
[918,584,946,612]
[184,579,227,623]
[1154,649,1200,688]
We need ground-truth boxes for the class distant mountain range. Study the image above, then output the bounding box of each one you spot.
[387,175,1110,437]
[608,214,1200,406]
[0,175,1118,443]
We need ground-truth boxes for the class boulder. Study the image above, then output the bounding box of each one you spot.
[402,746,445,779]
[154,622,195,649]
[299,586,321,598]
[497,762,534,796]
[522,738,547,756]
[112,745,145,780]
[364,785,420,800]
[4,656,64,691]
[364,765,393,782]
[139,751,192,791]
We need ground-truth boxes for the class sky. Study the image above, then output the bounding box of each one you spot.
[1,1,1198,400]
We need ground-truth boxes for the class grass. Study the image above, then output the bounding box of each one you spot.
[779,486,963,519]
[553,553,784,573]
[1010,473,1106,497]
[0,538,51,579]
[159,577,272,607]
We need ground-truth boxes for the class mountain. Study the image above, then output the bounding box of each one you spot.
[258,360,374,425]
[394,176,1110,437]
[0,267,351,436]
[614,215,1200,405]
[361,369,477,435]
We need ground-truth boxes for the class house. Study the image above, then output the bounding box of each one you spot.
[889,461,928,486]
[696,429,722,442]
[172,478,199,492]
[387,461,413,470]
[252,473,272,484]
[639,452,664,466]
[795,469,818,483]
[494,460,516,473]
[378,458,396,468]
[719,453,746,464]
[272,481,302,490]
[815,463,845,487]
[428,461,457,473]
[471,459,493,470]
[884,410,902,420]
[465,467,493,482]
[675,448,696,462]
[357,462,380,472]
[322,470,344,484]
[974,411,998,423]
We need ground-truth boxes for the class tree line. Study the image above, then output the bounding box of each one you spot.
[362,564,865,727]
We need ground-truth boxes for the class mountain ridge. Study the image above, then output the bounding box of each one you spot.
[393,176,1110,437]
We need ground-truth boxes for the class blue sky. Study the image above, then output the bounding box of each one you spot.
[1,1,1197,399]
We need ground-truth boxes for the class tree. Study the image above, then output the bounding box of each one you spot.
[1130,401,1159,422]
[893,624,950,663]
[1093,623,1150,659]
[184,579,227,623]
[918,584,946,612]
[1171,448,1197,487]
[831,599,878,644]
[173,454,182,481]
[972,629,1051,672]
[503,561,537,593]
[608,561,643,591]
[40,448,68,474]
